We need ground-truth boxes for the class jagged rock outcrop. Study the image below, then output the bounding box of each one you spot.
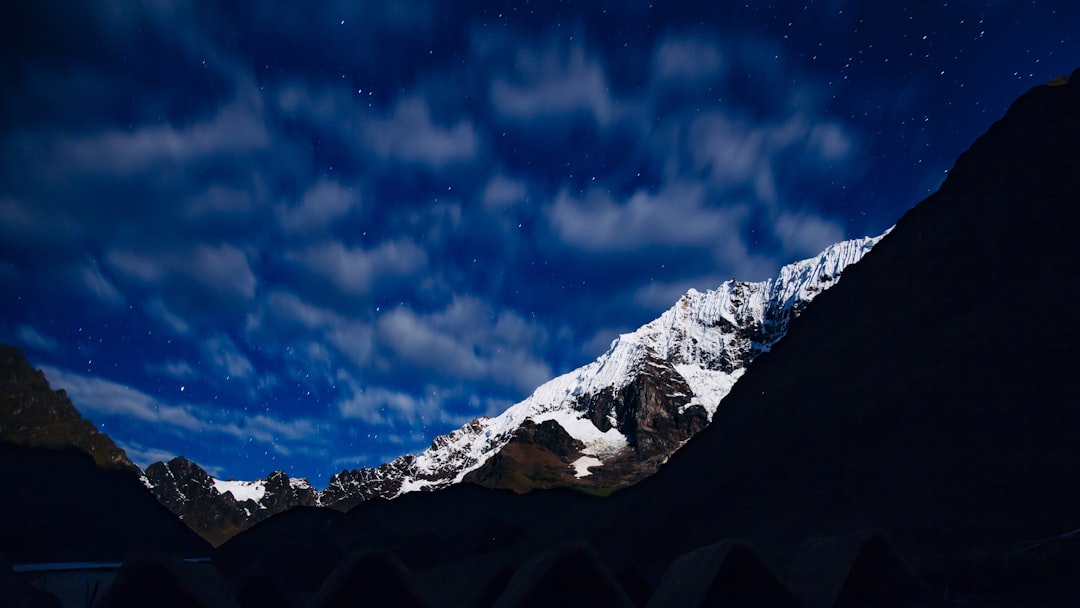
[320,455,420,512]
[0,343,138,473]
[144,456,317,547]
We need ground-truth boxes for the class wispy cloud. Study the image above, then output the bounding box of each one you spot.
[55,99,269,177]
[277,179,359,236]
[202,333,255,380]
[490,38,622,127]
[652,35,727,83]
[107,244,258,301]
[286,239,427,297]
[364,97,481,169]
[39,365,323,451]
[15,325,59,353]
[375,295,552,393]
[114,440,177,470]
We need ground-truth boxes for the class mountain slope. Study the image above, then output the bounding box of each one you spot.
[322,235,881,506]
[0,343,138,473]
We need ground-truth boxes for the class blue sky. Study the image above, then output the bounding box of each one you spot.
[2,0,1076,485]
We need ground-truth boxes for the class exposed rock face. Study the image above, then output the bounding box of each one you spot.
[0,343,138,473]
[583,352,708,461]
[144,456,318,547]
[464,419,587,491]
[320,456,419,512]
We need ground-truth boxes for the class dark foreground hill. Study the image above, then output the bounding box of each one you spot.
[0,443,210,563]
[213,70,1080,604]
[595,67,1080,588]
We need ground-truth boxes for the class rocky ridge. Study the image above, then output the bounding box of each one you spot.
[143,456,319,546]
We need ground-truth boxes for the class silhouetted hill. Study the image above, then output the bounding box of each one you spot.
[0,442,210,563]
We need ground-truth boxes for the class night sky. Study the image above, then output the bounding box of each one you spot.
[2,1,1076,485]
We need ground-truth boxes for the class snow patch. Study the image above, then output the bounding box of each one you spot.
[571,456,603,478]
[212,478,267,503]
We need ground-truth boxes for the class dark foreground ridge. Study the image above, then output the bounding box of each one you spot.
[4,69,1080,606]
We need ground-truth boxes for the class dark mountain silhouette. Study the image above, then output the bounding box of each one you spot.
[0,343,137,473]
[213,70,1080,604]
[0,442,210,563]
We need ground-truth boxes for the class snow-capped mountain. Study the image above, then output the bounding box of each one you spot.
[112,233,885,542]
[321,233,885,507]
[143,456,318,546]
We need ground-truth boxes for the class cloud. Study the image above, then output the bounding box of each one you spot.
[375,295,552,393]
[146,359,197,381]
[490,39,620,126]
[79,261,125,307]
[41,365,322,448]
[336,377,440,425]
[287,239,427,296]
[202,333,255,380]
[363,97,480,169]
[377,308,486,379]
[41,366,206,431]
[107,243,258,301]
[115,440,177,469]
[652,36,727,83]
[145,298,193,335]
[482,174,528,209]
[55,99,269,177]
[252,290,375,368]
[15,325,59,353]
[277,180,359,235]
[545,183,749,256]
[688,111,856,203]
[773,210,846,258]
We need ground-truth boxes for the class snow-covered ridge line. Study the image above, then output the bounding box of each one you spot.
[220,234,884,504]
[352,231,885,497]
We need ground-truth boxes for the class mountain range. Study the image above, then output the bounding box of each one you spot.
[140,231,879,543]
[0,227,878,546]
[2,68,1078,605]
